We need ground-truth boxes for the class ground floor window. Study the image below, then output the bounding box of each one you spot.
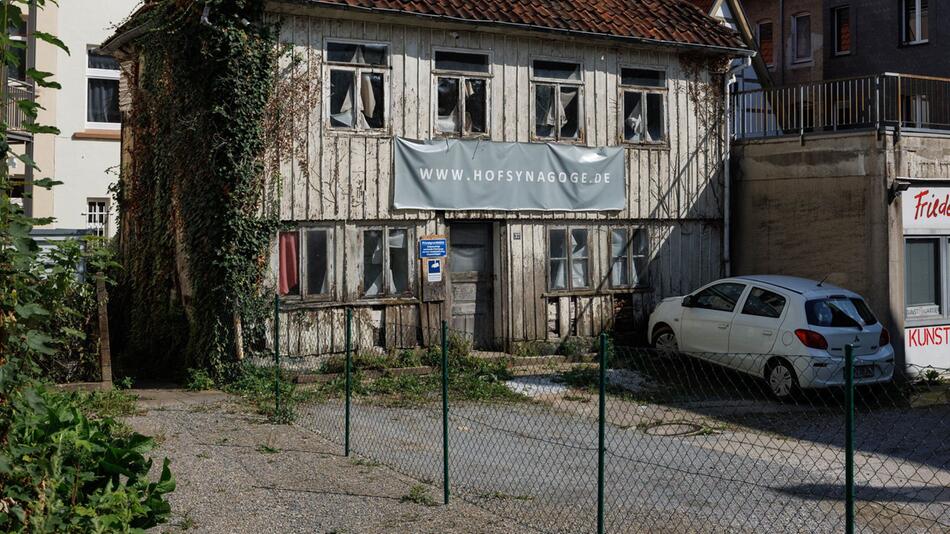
[609,227,649,288]
[549,227,590,291]
[363,227,412,297]
[279,226,332,299]
[905,236,947,320]
[85,199,109,237]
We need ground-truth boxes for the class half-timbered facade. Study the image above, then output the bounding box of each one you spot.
[263,0,750,355]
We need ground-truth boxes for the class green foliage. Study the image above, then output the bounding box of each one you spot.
[224,362,299,423]
[400,484,436,507]
[185,368,216,391]
[113,0,280,380]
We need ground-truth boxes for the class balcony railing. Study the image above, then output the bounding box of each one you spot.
[4,79,35,135]
[732,73,950,140]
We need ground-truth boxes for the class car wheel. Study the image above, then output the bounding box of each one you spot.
[652,326,679,358]
[765,359,798,400]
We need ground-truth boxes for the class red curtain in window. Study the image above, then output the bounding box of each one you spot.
[278,232,299,295]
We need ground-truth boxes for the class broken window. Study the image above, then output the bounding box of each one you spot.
[363,227,412,297]
[549,227,589,291]
[327,41,388,130]
[279,227,333,299]
[434,50,490,136]
[532,60,583,141]
[611,227,650,288]
[621,68,666,143]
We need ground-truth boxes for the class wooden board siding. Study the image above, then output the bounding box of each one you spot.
[268,10,728,354]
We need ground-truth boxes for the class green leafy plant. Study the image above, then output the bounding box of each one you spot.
[185,368,216,391]
[400,484,436,507]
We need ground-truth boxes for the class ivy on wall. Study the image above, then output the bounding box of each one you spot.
[113,0,280,378]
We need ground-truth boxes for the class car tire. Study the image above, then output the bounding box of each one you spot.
[765,359,798,400]
[652,326,679,358]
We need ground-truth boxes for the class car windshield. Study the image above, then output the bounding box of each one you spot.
[805,297,878,328]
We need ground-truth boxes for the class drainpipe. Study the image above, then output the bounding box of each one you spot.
[724,56,752,278]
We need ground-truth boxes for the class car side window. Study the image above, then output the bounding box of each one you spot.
[741,287,786,319]
[692,283,746,312]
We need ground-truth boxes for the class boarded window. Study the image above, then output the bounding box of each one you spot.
[328,41,388,130]
[532,60,583,141]
[621,68,666,143]
[434,51,490,136]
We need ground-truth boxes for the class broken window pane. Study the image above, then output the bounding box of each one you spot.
[388,229,409,294]
[631,228,649,286]
[646,93,664,141]
[327,42,388,65]
[549,229,567,290]
[330,70,356,128]
[437,77,461,133]
[279,232,299,296]
[363,230,383,296]
[304,229,328,295]
[435,51,489,73]
[610,229,629,287]
[533,60,581,81]
[360,72,385,129]
[465,79,487,134]
[535,84,556,138]
[621,68,665,88]
[571,229,589,288]
[559,86,580,139]
[624,91,643,141]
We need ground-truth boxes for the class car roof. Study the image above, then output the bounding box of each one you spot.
[730,275,862,299]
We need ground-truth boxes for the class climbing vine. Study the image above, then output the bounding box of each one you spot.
[114,0,281,378]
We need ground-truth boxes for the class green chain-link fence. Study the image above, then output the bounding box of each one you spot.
[266,305,950,533]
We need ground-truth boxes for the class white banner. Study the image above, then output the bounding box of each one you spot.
[902,187,950,231]
[905,325,950,370]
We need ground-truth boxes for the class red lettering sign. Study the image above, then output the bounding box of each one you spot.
[907,326,950,347]
[912,189,950,222]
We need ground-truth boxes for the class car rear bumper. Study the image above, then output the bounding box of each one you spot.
[797,346,896,388]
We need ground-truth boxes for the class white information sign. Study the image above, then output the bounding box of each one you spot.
[902,187,950,231]
[904,325,950,370]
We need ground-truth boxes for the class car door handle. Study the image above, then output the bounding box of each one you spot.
[762,330,774,336]
[717,323,730,330]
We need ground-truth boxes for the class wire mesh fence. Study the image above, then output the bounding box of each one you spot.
[265,306,950,533]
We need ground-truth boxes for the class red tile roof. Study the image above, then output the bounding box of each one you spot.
[684,0,717,12]
[305,0,747,51]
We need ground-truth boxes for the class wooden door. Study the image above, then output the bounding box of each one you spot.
[449,223,494,348]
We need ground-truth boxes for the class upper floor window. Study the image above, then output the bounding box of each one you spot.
[327,41,388,131]
[531,59,583,142]
[86,49,120,128]
[902,0,929,44]
[8,15,27,81]
[363,227,411,297]
[278,226,333,299]
[756,21,774,67]
[434,50,490,136]
[549,227,589,291]
[792,13,812,63]
[620,68,666,144]
[832,6,851,55]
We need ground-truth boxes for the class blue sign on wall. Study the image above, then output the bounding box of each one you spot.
[419,237,447,259]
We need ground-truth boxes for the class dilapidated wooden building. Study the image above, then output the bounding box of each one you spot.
[108,0,752,359]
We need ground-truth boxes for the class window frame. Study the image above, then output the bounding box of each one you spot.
[431,47,493,138]
[547,226,592,292]
[756,20,775,68]
[324,38,391,135]
[278,225,335,302]
[8,14,28,81]
[791,13,813,64]
[530,57,585,144]
[904,236,948,324]
[618,65,668,146]
[831,6,852,56]
[740,287,788,319]
[360,225,414,299]
[85,47,121,130]
[608,226,650,289]
[901,0,929,45]
[691,282,748,313]
[85,198,110,237]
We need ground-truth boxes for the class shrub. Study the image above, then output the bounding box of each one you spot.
[185,368,216,391]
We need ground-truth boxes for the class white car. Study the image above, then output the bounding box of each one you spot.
[647,275,895,398]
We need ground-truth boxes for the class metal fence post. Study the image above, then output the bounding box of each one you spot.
[845,343,855,534]
[345,307,352,457]
[598,332,607,534]
[273,294,280,416]
[441,320,450,505]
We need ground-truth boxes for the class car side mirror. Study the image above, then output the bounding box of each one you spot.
[682,295,694,308]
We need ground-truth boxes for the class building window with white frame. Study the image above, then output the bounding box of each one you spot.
[609,227,649,288]
[327,41,388,130]
[86,200,109,237]
[549,227,590,291]
[902,0,929,44]
[620,68,667,144]
[86,49,121,127]
[434,50,490,136]
[278,226,333,298]
[832,6,851,55]
[756,21,774,67]
[532,60,583,141]
[905,237,942,318]
[363,227,411,297]
[8,15,27,80]
[792,13,812,63]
